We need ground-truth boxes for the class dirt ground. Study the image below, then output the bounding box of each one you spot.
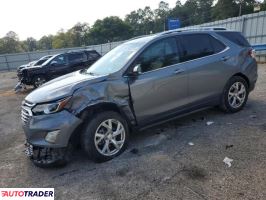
[0,65,266,200]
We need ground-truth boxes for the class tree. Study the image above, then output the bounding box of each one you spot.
[69,22,90,46]
[235,0,257,15]
[23,37,37,52]
[88,16,133,44]
[0,31,22,54]
[198,0,213,23]
[212,0,238,20]
[262,0,266,11]
[155,1,170,31]
[38,35,53,50]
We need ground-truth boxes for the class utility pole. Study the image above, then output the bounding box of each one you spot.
[239,0,243,16]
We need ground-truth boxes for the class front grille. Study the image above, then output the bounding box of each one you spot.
[21,101,34,124]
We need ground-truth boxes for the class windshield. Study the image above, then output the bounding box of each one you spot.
[34,58,48,66]
[41,55,58,66]
[85,39,149,75]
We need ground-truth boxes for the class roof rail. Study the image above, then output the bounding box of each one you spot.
[66,49,93,53]
[161,26,227,35]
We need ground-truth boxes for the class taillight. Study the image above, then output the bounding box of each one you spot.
[248,49,256,58]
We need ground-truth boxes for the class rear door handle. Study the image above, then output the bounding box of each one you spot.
[174,69,185,75]
[221,56,230,62]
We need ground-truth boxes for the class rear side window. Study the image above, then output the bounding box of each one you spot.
[68,53,85,64]
[88,51,101,60]
[216,32,250,47]
[209,36,227,53]
[179,34,218,62]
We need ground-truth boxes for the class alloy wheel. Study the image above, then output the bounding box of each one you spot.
[94,119,126,156]
[34,77,45,87]
[228,82,246,109]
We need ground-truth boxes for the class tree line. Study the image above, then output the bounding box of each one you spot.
[1,0,265,54]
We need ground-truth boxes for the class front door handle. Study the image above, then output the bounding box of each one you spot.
[221,56,230,62]
[174,69,185,75]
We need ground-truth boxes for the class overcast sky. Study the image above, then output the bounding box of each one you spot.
[1,0,187,40]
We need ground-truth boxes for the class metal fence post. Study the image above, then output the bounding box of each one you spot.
[100,44,103,55]
[4,55,10,71]
[241,17,246,35]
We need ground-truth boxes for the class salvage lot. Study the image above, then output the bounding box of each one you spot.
[0,65,266,200]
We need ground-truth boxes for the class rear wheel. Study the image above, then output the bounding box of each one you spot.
[33,75,46,88]
[220,76,249,113]
[81,111,129,162]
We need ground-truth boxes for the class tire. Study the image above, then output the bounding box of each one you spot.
[81,111,129,163]
[220,76,249,113]
[33,75,46,88]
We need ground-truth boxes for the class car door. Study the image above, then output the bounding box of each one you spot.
[68,52,87,72]
[178,33,232,105]
[49,54,69,79]
[128,37,188,126]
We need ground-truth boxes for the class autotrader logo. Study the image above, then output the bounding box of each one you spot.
[0,188,54,199]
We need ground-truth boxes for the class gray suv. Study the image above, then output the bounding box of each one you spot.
[22,28,257,167]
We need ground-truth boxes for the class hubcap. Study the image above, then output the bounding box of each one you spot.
[94,119,125,156]
[228,82,246,108]
[35,77,45,87]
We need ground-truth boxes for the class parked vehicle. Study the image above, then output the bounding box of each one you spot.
[17,55,53,71]
[16,50,101,88]
[22,28,257,167]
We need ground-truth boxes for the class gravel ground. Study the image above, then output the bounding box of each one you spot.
[0,65,266,200]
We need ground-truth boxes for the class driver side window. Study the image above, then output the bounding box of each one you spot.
[136,37,180,73]
[52,55,67,66]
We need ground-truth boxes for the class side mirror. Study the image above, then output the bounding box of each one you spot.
[132,64,141,75]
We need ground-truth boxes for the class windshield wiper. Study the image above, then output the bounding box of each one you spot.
[86,71,97,76]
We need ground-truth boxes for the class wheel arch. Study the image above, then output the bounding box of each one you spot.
[232,73,250,88]
[78,102,136,130]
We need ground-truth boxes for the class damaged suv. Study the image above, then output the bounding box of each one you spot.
[17,49,101,88]
[22,28,257,167]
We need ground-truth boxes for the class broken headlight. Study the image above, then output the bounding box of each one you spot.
[32,97,71,115]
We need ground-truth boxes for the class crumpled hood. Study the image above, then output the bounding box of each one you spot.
[23,65,42,71]
[25,71,107,103]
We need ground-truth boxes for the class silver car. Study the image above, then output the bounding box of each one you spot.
[22,28,257,167]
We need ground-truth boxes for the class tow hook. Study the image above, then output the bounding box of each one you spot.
[14,82,26,93]
[24,142,33,157]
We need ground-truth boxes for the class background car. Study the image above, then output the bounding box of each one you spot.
[17,49,101,88]
[17,55,53,71]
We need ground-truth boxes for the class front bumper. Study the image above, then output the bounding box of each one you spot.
[22,110,82,148]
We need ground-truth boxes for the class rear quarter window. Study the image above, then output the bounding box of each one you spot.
[216,32,251,47]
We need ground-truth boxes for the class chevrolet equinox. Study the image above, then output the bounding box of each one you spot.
[22,28,257,167]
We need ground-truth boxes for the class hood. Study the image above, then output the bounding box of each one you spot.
[25,71,107,103]
[24,65,42,70]
[18,64,30,70]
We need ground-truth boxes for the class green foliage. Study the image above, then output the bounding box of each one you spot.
[88,16,133,44]
[0,0,264,54]
[262,0,266,10]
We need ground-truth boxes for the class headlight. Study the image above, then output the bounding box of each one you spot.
[32,97,71,115]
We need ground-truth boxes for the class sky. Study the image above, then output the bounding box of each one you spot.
[0,0,186,40]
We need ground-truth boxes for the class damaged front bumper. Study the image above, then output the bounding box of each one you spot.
[22,110,82,148]
[22,110,82,167]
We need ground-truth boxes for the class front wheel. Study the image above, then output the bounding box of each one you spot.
[220,76,249,113]
[33,76,46,88]
[81,111,129,162]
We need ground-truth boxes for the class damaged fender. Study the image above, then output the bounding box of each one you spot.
[67,76,137,127]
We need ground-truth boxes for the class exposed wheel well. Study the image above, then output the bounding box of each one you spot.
[232,73,250,88]
[70,103,133,147]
